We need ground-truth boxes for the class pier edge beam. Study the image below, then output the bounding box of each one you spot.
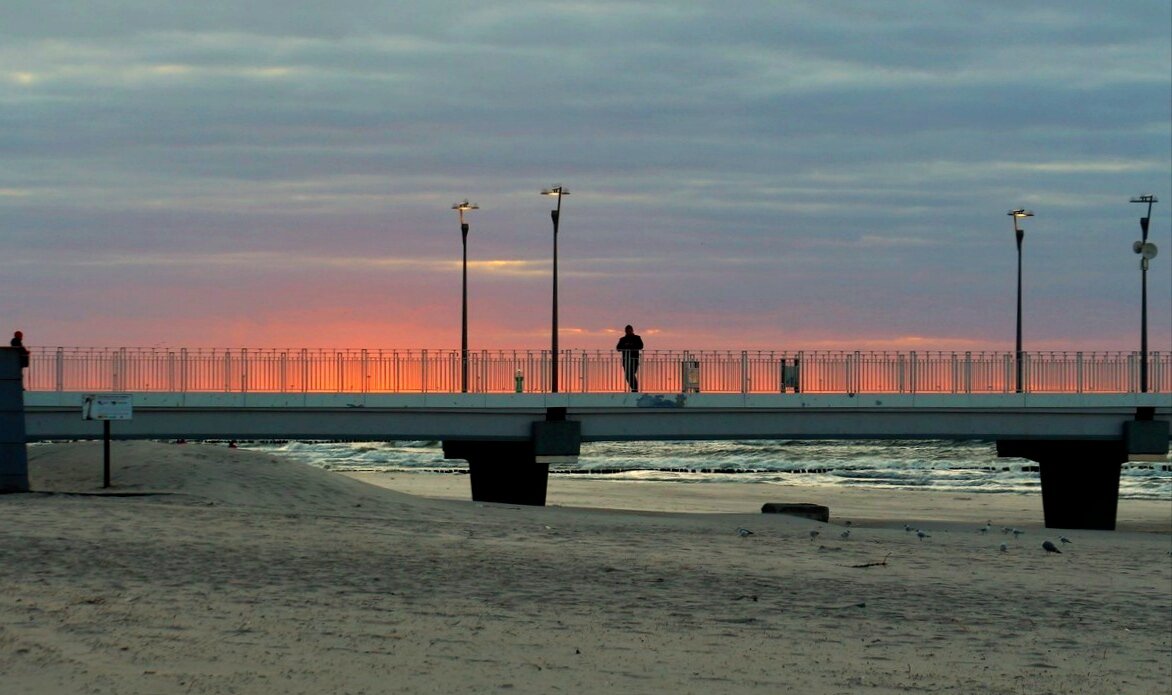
[997,439,1129,531]
[0,348,30,493]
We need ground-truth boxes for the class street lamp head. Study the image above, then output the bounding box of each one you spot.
[1130,194,1158,204]
[1008,209,1034,219]
[541,186,569,197]
[453,200,477,235]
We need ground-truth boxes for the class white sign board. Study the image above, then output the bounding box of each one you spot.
[82,393,134,421]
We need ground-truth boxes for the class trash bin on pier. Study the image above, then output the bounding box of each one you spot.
[681,360,701,393]
[780,358,801,393]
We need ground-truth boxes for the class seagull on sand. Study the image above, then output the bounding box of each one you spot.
[737,527,755,537]
[1042,540,1062,554]
[1012,528,1024,539]
[904,524,913,533]
[979,524,991,534]
[1059,536,1072,544]
[999,542,1009,552]
[809,530,820,541]
[916,530,930,541]
[840,530,851,539]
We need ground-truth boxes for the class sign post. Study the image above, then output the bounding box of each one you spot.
[82,394,133,489]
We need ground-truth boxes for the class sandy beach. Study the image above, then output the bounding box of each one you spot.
[2,441,1170,694]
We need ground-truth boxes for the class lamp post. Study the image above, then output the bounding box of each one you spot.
[1129,194,1159,393]
[1008,209,1034,394]
[541,185,569,393]
[453,200,478,393]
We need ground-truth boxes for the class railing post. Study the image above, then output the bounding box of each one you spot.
[179,348,188,393]
[278,351,286,393]
[421,349,429,393]
[795,352,802,394]
[539,350,547,393]
[361,349,369,394]
[1075,351,1083,394]
[1022,352,1031,393]
[300,348,308,393]
[392,350,399,393]
[241,348,249,393]
[55,347,64,392]
[480,350,489,393]
[849,351,859,394]
[964,351,972,394]
[741,351,749,394]
[909,351,917,394]
[116,348,127,392]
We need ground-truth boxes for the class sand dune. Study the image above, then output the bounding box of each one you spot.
[2,441,1169,694]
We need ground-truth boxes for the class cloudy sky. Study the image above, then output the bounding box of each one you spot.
[2,1,1169,353]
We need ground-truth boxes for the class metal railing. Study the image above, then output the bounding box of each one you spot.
[21,347,1172,394]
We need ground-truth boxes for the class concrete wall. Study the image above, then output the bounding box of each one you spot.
[0,348,29,492]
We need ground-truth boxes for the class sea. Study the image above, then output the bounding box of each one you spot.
[244,439,1172,501]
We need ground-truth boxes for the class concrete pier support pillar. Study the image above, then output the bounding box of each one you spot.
[443,440,550,506]
[997,440,1128,530]
[443,413,581,507]
[0,348,30,493]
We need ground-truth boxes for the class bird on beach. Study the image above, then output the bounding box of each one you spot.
[979,524,991,534]
[1012,528,1024,539]
[1001,526,1013,535]
[916,530,930,541]
[999,542,1009,552]
[809,530,820,541]
[736,527,754,537]
[1042,540,1062,554]
[840,530,851,539]
[904,524,913,533]
[1059,536,1072,545]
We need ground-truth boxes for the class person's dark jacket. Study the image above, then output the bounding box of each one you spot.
[616,334,643,361]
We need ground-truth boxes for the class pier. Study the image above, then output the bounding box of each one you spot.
[4,346,1170,529]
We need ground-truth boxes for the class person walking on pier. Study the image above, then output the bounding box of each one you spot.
[616,324,644,393]
[9,330,29,368]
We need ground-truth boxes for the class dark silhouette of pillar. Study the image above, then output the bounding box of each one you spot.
[443,440,549,506]
[442,414,580,506]
[0,348,30,492]
[997,416,1170,531]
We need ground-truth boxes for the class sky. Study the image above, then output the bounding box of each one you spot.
[2,1,1170,353]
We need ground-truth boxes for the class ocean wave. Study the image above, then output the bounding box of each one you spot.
[241,439,1171,499]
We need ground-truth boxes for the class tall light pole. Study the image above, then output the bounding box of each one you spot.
[453,200,478,393]
[1130,194,1159,393]
[541,185,569,393]
[1008,209,1034,394]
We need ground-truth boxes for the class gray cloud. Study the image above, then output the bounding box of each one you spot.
[1,0,1168,349]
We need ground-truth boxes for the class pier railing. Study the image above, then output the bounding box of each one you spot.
[22,348,1171,394]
